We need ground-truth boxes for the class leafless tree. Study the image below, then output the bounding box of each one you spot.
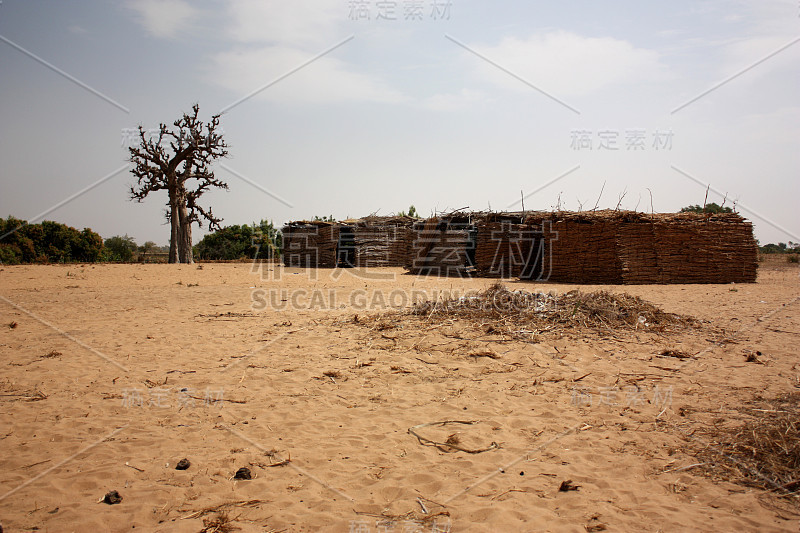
[129,104,229,263]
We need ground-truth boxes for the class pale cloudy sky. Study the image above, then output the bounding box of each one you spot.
[0,0,797,245]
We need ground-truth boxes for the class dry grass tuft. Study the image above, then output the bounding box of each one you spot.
[200,511,239,533]
[409,282,694,337]
[690,392,800,501]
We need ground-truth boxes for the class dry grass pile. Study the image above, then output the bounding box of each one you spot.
[410,282,694,336]
[691,392,800,500]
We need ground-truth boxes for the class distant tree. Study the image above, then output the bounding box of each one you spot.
[0,217,102,263]
[194,220,281,261]
[758,242,800,254]
[680,202,733,214]
[75,228,104,262]
[103,235,138,262]
[129,104,229,264]
[139,241,158,258]
[397,205,421,218]
[312,215,335,222]
[254,219,282,259]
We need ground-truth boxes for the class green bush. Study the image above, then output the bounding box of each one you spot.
[194,220,281,261]
[103,235,138,262]
[0,216,103,263]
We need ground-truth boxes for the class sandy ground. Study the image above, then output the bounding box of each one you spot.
[0,259,798,532]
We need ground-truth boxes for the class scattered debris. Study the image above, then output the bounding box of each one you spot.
[408,420,499,454]
[408,283,696,338]
[200,511,238,533]
[180,500,264,520]
[658,349,693,360]
[0,390,47,402]
[688,392,800,498]
[744,351,761,363]
[354,508,450,528]
[468,350,501,360]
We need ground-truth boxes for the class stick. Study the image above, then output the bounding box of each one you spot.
[593,181,606,211]
[408,420,499,454]
[125,462,145,472]
[187,395,247,404]
[661,462,705,474]
[491,488,527,500]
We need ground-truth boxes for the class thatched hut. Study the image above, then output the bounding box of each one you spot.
[281,221,340,268]
[474,212,547,279]
[283,210,757,283]
[508,210,758,284]
[406,214,477,277]
[613,212,758,284]
[349,216,416,268]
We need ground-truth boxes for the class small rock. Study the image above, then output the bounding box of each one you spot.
[233,467,252,480]
[175,458,190,470]
[103,490,123,504]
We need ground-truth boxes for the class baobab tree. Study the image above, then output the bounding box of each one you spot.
[129,104,229,263]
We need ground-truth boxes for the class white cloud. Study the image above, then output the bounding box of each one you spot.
[208,45,407,105]
[224,0,343,47]
[463,31,671,97]
[717,35,800,85]
[126,0,199,39]
[423,89,486,111]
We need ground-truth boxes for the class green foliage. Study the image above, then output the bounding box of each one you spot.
[397,205,421,218]
[0,217,103,264]
[759,241,800,255]
[103,235,138,262]
[679,202,733,214]
[312,215,336,222]
[194,220,282,261]
[139,241,158,255]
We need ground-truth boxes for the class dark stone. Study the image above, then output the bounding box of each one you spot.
[175,458,190,470]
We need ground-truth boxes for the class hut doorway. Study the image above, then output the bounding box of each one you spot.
[519,230,545,280]
[465,226,478,269]
[337,226,356,268]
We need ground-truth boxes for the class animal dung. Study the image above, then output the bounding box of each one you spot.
[233,467,252,480]
[102,490,123,504]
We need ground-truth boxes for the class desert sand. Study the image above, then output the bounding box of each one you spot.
[1,259,798,532]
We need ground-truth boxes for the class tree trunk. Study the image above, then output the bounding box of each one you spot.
[168,194,179,263]
[177,200,193,264]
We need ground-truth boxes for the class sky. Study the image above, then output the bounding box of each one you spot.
[0,0,798,246]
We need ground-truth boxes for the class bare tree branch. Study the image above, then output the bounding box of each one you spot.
[128,104,229,263]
